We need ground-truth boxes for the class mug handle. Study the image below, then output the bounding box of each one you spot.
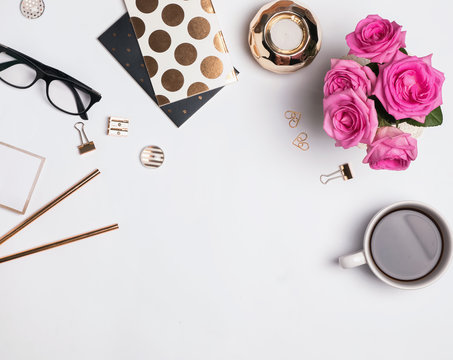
[339,250,366,269]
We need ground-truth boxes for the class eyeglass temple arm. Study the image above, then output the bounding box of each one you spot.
[40,62,99,95]
[0,60,21,72]
[67,84,88,120]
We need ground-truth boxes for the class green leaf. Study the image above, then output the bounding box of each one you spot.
[399,48,408,55]
[369,95,396,124]
[424,107,443,127]
[366,62,379,76]
[398,107,443,128]
[378,115,393,127]
[398,118,425,127]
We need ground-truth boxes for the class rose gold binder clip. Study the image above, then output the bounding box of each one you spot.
[320,163,353,185]
[74,122,96,154]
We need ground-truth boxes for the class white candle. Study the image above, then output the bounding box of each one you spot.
[270,18,303,51]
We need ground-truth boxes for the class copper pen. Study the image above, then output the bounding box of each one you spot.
[0,169,100,246]
[0,224,119,264]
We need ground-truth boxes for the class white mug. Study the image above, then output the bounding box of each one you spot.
[339,201,452,289]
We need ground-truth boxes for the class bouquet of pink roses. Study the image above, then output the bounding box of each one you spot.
[323,15,445,170]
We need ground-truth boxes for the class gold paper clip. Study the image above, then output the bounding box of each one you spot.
[320,164,353,185]
[74,122,96,154]
[292,132,309,151]
[285,110,301,128]
[108,117,129,137]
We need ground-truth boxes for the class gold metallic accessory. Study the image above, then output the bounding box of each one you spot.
[108,117,129,137]
[320,164,353,185]
[0,224,119,264]
[0,169,118,264]
[292,132,309,151]
[20,0,45,19]
[140,146,165,169]
[0,169,100,246]
[249,0,321,74]
[285,110,301,128]
[74,122,96,154]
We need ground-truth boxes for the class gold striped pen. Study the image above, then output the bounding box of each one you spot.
[0,169,100,246]
[0,224,119,264]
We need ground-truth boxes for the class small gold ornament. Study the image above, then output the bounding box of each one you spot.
[285,110,301,128]
[249,1,322,74]
[292,132,309,151]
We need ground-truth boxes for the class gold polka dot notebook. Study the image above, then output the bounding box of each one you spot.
[124,0,238,106]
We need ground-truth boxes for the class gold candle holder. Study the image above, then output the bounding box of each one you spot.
[249,0,322,74]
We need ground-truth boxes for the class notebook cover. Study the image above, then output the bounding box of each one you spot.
[124,0,237,106]
[98,13,224,127]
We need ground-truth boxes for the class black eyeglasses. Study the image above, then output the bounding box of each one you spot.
[0,44,101,120]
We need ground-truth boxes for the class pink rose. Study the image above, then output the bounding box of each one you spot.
[363,127,417,170]
[346,15,406,63]
[323,59,376,97]
[323,89,378,149]
[373,52,445,123]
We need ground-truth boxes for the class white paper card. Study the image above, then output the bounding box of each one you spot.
[0,142,45,214]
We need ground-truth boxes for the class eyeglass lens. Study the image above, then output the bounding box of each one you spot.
[47,80,92,115]
[0,52,37,88]
[0,50,93,115]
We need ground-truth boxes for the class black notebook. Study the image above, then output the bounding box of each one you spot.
[99,13,237,127]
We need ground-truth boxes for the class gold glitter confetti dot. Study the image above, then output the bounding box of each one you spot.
[201,0,215,13]
[148,30,171,53]
[161,69,184,92]
[144,56,158,78]
[200,56,223,79]
[187,82,209,96]
[136,0,158,14]
[130,17,146,38]
[174,43,197,66]
[188,17,211,40]
[162,4,185,27]
[213,31,228,53]
[156,95,170,105]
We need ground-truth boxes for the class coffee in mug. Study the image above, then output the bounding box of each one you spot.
[370,209,443,281]
[339,202,452,289]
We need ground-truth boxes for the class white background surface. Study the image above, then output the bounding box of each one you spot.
[0,0,452,359]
